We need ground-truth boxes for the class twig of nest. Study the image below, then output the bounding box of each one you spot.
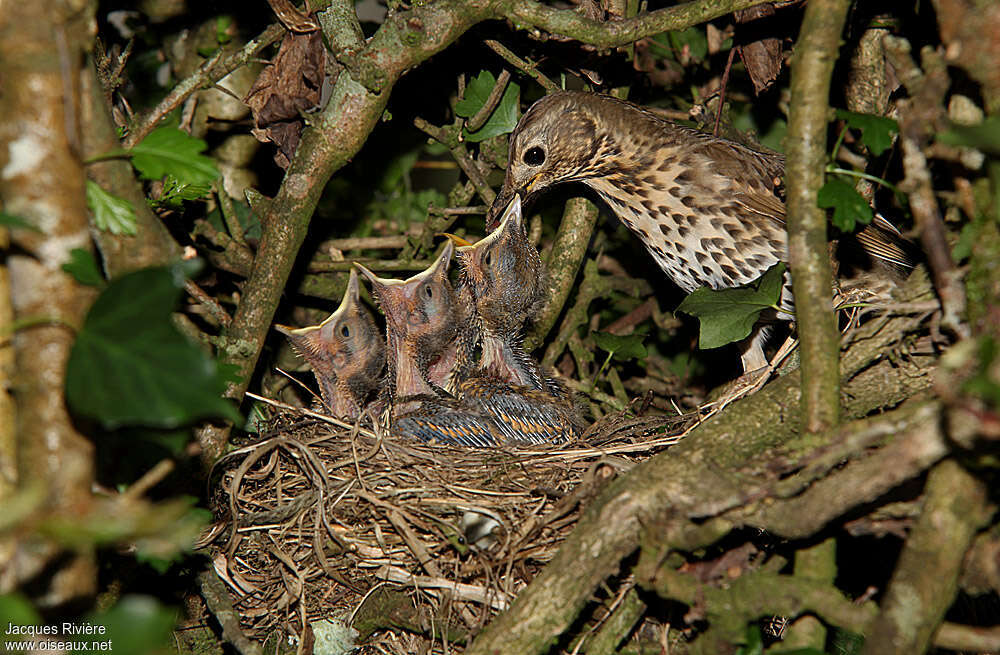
[201,406,697,646]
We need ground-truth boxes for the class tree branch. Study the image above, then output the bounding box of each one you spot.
[0,0,99,603]
[860,459,994,655]
[123,22,286,149]
[506,0,774,48]
[530,198,601,354]
[466,321,934,655]
[784,0,850,435]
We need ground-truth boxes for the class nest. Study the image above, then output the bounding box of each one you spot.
[206,404,699,649]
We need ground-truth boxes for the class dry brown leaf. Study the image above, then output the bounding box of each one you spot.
[244,30,327,168]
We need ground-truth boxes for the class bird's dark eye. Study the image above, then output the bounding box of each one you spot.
[523,146,545,166]
[483,251,492,267]
[340,324,350,338]
[424,285,434,299]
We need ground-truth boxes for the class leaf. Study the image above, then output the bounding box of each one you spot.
[835,109,898,156]
[592,331,647,361]
[817,177,874,232]
[455,71,520,142]
[0,593,41,629]
[153,175,212,207]
[86,180,138,236]
[84,596,175,655]
[129,127,219,185]
[62,248,105,287]
[937,116,1000,155]
[675,263,786,349]
[0,211,41,232]
[66,262,242,429]
[736,624,764,655]
[668,26,709,62]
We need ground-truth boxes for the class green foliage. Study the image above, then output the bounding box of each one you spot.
[647,26,709,62]
[207,197,261,240]
[817,177,874,232]
[830,627,865,655]
[835,109,898,156]
[65,261,241,429]
[129,127,219,185]
[593,331,647,361]
[735,624,763,655]
[963,336,1000,408]
[669,26,709,61]
[133,499,212,573]
[937,116,1000,154]
[454,71,521,142]
[86,180,138,236]
[0,211,41,232]
[675,263,786,349]
[84,596,176,655]
[0,593,41,630]
[62,248,106,287]
[152,175,213,208]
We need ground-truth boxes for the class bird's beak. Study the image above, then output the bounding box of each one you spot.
[355,241,454,331]
[276,268,363,351]
[440,233,474,248]
[465,193,523,251]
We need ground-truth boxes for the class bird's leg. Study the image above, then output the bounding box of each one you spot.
[738,325,771,373]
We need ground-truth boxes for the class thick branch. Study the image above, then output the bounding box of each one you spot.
[466,333,933,655]
[0,0,98,602]
[529,198,600,353]
[506,0,773,48]
[860,459,994,655]
[784,0,850,434]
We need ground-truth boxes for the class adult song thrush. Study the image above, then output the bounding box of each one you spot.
[275,269,385,420]
[487,91,907,372]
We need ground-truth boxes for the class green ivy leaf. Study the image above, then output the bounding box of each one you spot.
[835,109,898,156]
[66,262,242,429]
[84,596,175,655]
[86,180,138,236]
[455,71,520,142]
[675,263,786,349]
[592,331,647,361]
[0,593,41,631]
[129,127,219,185]
[0,211,41,232]
[937,116,1000,154]
[817,177,874,232]
[62,248,105,287]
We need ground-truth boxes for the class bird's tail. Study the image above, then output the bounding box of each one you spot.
[855,213,915,273]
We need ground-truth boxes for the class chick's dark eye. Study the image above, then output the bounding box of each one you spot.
[340,324,350,338]
[483,251,492,267]
[523,146,545,166]
[424,285,433,299]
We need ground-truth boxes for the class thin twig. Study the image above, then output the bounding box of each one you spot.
[244,391,377,438]
[124,22,284,148]
[186,280,233,327]
[484,39,560,93]
[414,117,496,206]
[465,69,511,132]
[307,258,436,273]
